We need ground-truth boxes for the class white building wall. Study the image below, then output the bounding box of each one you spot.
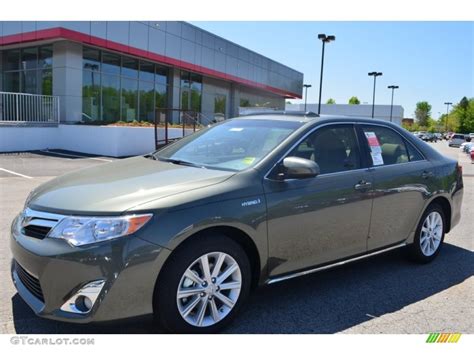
[286,103,404,125]
[0,125,192,157]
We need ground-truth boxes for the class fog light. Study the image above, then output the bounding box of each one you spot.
[60,280,105,314]
[74,295,93,312]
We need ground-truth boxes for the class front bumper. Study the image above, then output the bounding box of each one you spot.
[10,214,171,323]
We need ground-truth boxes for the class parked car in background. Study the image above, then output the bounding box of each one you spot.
[469,133,474,140]
[416,131,428,140]
[422,133,438,142]
[449,134,466,147]
[10,113,464,333]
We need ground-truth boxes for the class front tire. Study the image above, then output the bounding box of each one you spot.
[154,234,251,333]
[408,203,445,263]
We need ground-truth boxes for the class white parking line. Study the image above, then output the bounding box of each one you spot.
[0,168,33,179]
[40,150,113,162]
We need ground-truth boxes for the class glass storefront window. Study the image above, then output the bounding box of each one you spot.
[41,70,53,96]
[81,47,170,123]
[102,52,121,75]
[21,47,38,70]
[82,70,101,120]
[121,77,138,121]
[155,84,167,108]
[3,72,20,92]
[190,73,202,92]
[180,71,202,114]
[101,74,120,122]
[21,70,37,94]
[139,61,155,82]
[190,90,201,112]
[2,46,53,95]
[180,71,190,88]
[181,90,190,110]
[139,80,155,122]
[83,47,101,71]
[214,95,226,115]
[39,46,53,69]
[4,49,20,71]
[155,66,168,85]
[122,57,139,78]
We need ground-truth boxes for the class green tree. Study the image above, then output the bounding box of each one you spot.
[456,97,470,133]
[326,98,336,104]
[348,96,360,105]
[414,101,432,127]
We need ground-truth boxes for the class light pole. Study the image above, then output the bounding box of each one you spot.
[387,85,399,122]
[444,102,452,131]
[317,34,335,115]
[368,72,383,118]
[303,84,312,112]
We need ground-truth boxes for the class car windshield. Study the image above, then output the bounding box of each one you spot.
[154,119,303,171]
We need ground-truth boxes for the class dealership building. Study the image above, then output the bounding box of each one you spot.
[0,21,303,125]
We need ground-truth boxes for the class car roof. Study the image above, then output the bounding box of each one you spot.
[236,111,397,126]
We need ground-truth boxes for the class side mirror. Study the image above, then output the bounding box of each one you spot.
[278,157,320,180]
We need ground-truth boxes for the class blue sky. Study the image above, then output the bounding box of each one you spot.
[192,22,473,119]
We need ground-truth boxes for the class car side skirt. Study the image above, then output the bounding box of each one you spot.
[266,241,407,285]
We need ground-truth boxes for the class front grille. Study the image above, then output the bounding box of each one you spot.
[15,261,44,302]
[22,225,51,239]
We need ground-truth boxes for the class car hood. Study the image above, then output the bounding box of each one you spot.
[28,156,235,214]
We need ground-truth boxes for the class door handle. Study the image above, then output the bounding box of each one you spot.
[421,171,434,179]
[354,180,372,190]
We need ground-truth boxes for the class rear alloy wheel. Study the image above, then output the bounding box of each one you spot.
[408,204,445,263]
[419,211,443,257]
[154,235,251,333]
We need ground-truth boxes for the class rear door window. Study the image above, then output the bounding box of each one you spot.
[361,125,409,166]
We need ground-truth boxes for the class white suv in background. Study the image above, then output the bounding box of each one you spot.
[449,134,466,147]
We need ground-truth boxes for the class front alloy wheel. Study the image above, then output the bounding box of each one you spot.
[154,235,251,333]
[177,252,242,327]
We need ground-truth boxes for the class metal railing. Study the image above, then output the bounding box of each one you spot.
[154,108,217,149]
[0,92,60,125]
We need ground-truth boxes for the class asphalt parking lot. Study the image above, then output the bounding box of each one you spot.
[0,145,473,334]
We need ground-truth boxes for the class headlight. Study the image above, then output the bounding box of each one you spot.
[48,214,152,246]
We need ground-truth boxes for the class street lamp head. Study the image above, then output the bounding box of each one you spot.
[327,35,336,41]
[444,102,453,105]
[368,72,382,76]
[303,84,312,88]
[388,85,399,89]
[318,34,327,40]
[376,72,383,76]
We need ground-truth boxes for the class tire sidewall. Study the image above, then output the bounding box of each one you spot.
[154,234,251,333]
[412,204,446,263]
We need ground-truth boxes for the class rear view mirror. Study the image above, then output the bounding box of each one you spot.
[279,157,320,180]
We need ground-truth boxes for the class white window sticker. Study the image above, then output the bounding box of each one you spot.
[364,131,384,166]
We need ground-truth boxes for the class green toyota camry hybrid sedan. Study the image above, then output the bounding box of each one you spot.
[10,112,463,333]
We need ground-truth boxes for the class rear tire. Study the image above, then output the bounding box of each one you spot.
[408,203,445,263]
[154,234,251,333]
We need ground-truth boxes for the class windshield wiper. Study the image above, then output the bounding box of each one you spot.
[157,157,205,168]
